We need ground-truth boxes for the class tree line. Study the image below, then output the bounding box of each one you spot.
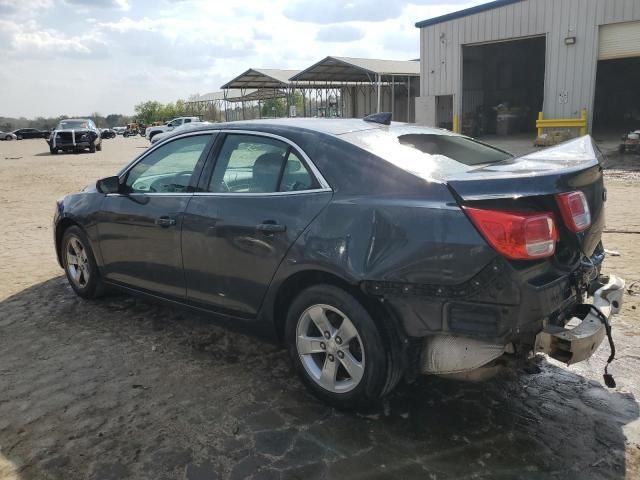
[0,99,192,131]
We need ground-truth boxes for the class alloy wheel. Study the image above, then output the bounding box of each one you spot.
[296,304,365,393]
[66,236,90,288]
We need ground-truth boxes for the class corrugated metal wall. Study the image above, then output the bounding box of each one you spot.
[417,0,640,129]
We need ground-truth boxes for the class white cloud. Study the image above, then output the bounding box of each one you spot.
[64,0,131,10]
[316,24,364,42]
[0,0,487,117]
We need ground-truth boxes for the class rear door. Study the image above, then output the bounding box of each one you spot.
[182,131,332,317]
[96,133,215,298]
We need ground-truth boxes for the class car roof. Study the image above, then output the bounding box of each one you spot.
[159,118,449,141]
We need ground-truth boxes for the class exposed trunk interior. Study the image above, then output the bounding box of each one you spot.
[461,36,546,137]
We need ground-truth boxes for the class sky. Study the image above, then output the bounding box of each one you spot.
[0,0,486,118]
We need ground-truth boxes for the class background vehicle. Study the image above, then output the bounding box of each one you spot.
[113,127,126,135]
[150,121,212,144]
[145,116,200,141]
[53,117,622,407]
[47,118,102,154]
[0,130,17,141]
[123,123,140,137]
[100,128,116,139]
[618,130,640,154]
[13,128,48,140]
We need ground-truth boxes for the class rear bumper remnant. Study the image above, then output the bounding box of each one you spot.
[534,275,625,365]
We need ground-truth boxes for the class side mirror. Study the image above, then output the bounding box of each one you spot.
[96,176,121,194]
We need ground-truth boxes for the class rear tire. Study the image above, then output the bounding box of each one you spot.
[17,135,22,140]
[61,226,104,299]
[49,146,57,154]
[96,142,102,151]
[285,284,389,409]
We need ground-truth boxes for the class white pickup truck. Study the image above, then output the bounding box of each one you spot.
[145,117,200,141]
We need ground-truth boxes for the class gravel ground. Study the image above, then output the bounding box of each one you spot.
[0,136,639,480]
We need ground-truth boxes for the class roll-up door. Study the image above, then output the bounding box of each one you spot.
[599,21,640,61]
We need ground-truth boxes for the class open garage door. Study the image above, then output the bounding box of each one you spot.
[599,21,640,61]
[593,21,640,132]
[461,36,545,137]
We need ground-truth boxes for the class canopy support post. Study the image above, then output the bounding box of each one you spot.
[376,74,381,113]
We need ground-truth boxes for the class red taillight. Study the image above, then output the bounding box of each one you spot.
[464,207,558,260]
[556,191,591,232]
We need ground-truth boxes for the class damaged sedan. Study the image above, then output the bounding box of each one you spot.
[47,118,102,154]
[53,116,624,407]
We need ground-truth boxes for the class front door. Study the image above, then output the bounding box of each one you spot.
[182,132,332,317]
[96,133,214,298]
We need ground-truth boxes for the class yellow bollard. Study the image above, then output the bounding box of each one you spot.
[537,111,544,137]
[580,109,587,136]
[453,114,459,133]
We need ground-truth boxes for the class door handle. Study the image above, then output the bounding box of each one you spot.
[155,216,176,227]
[256,221,286,234]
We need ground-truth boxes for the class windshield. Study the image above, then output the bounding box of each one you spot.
[57,120,90,130]
[340,126,513,180]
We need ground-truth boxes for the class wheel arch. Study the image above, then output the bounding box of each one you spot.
[271,268,408,396]
[55,218,81,267]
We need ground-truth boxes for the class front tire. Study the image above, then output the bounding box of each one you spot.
[285,284,388,409]
[96,142,102,151]
[61,226,104,299]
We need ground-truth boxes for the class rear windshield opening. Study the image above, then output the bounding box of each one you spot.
[398,134,512,166]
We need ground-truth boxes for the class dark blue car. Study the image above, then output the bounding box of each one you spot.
[53,117,624,407]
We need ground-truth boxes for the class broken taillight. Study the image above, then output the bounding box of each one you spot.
[464,207,558,260]
[556,191,591,232]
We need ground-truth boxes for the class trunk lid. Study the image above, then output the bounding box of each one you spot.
[447,136,605,257]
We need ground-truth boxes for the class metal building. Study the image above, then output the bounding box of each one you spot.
[415,0,640,136]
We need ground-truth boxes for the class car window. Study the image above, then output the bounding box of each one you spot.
[184,119,191,124]
[209,135,288,193]
[125,135,210,194]
[279,151,317,192]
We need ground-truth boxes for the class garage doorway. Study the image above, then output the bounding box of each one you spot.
[593,58,640,133]
[461,36,546,137]
[593,21,640,134]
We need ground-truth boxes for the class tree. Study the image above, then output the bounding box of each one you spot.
[134,101,163,124]
[261,98,286,118]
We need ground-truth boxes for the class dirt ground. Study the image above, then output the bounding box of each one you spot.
[0,136,639,480]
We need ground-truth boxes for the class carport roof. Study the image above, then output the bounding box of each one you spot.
[220,68,301,89]
[289,56,420,83]
[187,88,287,103]
[188,90,250,102]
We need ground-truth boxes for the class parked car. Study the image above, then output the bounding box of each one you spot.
[101,128,116,139]
[150,121,212,144]
[13,128,48,140]
[0,130,17,141]
[145,116,200,141]
[47,118,102,154]
[53,116,623,407]
[113,127,126,135]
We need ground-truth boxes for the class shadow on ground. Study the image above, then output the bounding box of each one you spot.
[0,278,637,480]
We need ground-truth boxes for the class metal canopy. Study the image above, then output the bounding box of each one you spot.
[220,68,300,89]
[189,89,251,102]
[290,56,420,83]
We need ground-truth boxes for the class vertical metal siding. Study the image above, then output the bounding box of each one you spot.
[418,0,640,128]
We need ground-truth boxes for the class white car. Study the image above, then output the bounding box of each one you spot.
[150,121,212,144]
[0,130,17,141]
[145,116,200,141]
